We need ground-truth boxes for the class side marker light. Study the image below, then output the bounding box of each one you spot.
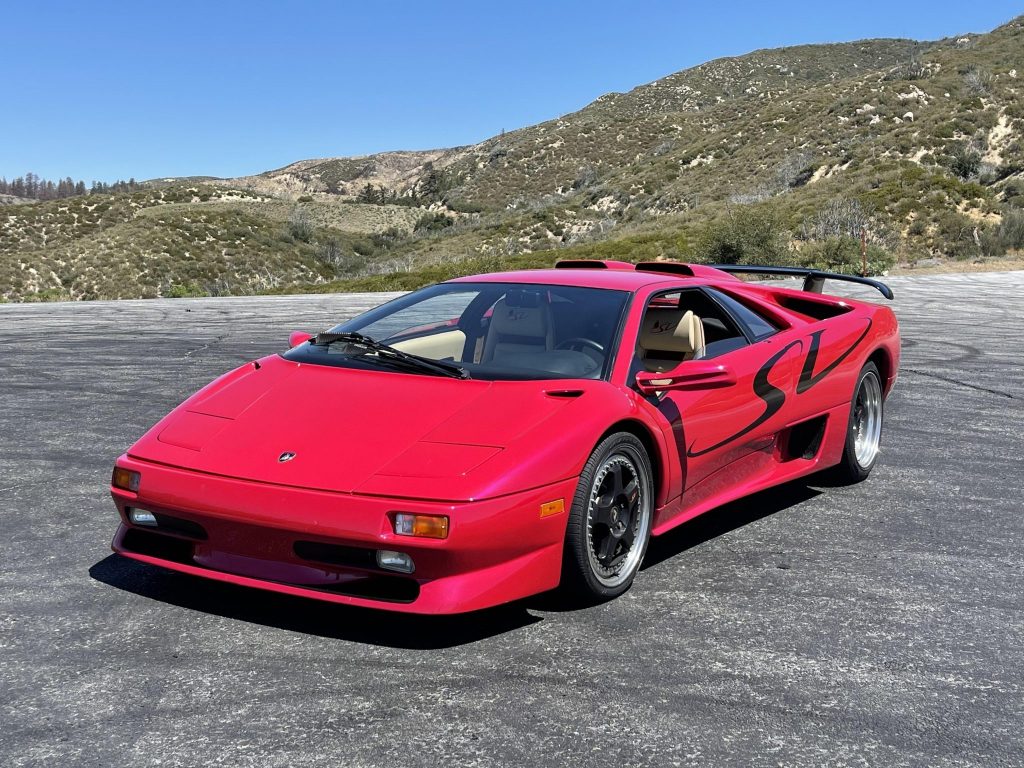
[540,499,565,518]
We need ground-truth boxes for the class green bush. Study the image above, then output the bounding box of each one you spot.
[414,212,454,232]
[797,237,895,275]
[947,142,982,180]
[695,207,790,265]
[287,207,313,242]
[25,287,72,302]
[371,227,407,249]
[351,237,376,257]
[1001,209,1024,250]
[446,198,486,214]
[935,211,981,260]
[1003,180,1024,207]
[166,282,207,298]
[980,209,1024,256]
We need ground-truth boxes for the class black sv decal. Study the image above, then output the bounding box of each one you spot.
[686,318,872,458]
[796,319,873,393]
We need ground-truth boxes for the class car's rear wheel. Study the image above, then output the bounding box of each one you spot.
[561,433,654,603]
[832,361,884,483]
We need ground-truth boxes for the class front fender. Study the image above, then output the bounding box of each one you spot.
[354,383,677,505]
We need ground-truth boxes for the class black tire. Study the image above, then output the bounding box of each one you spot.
[830,361,884,484]
[561,432,655,603]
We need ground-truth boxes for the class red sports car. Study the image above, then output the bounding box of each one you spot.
[109,261,900,614]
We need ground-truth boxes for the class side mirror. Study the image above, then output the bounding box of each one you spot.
[636,360,737,394]
[289,331,313,348]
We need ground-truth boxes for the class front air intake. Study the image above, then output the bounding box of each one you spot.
[121,528,196,564]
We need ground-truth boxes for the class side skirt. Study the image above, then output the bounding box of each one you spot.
[650,402,850,537]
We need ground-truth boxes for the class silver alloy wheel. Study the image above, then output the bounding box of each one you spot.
[852,371,883,469]
[585,451,652,588]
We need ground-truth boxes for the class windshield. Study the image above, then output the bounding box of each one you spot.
[283,282,630,381]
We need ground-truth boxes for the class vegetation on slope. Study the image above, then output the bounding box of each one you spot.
[2,16,1023,301]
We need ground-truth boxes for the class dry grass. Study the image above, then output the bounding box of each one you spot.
[3,16,1023,301]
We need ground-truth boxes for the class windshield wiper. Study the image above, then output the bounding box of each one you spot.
[310,332,470,379]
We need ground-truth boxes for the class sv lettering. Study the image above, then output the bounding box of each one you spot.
[687,319,872,458]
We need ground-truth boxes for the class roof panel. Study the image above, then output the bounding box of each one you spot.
[448,268,704,291]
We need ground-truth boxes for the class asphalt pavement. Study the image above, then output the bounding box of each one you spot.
[1,272,1022,767]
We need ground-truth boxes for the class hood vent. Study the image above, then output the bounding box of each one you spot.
[543,389,584,398]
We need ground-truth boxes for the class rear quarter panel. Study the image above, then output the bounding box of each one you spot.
[621,281,900,522]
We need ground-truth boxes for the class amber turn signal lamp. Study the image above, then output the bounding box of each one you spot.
[393,513,449,539]
[111,467,141,493]
[540,499,565,518]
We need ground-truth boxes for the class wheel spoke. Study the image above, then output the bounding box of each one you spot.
[619,523,636,551]
[590,495,615,527]
[608,464,624,497]
[597,532,619,563]
[623,477,639,507]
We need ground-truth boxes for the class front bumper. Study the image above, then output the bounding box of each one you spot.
[110,455,575,614]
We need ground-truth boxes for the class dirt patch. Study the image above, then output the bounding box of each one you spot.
[892,253,1024,275]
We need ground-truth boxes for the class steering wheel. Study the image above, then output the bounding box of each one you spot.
[555,337,605,355]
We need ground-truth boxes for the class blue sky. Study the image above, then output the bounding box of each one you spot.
[3,1,1020,182]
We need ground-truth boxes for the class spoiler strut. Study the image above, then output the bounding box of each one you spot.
[708,265,894,300]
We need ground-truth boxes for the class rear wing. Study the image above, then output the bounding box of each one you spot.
[708,265,894,300]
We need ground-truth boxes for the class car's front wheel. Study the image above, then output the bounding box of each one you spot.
[561,432,654,603]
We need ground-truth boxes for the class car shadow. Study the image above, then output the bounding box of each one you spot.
[524,480,823,613]
[90,480,822,638]
[88,554,541,649]
[642,480,823,570]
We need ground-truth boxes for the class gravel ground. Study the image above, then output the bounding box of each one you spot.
[1,272,1022,767]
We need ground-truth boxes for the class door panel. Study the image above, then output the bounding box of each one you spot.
[624,284,866,514]
[664,335,804,493]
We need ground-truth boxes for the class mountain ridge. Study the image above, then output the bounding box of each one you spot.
[2,15,1022,301]
[225,38,931,204]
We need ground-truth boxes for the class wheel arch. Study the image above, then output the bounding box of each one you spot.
[596,418,672,507]
[867,347,893,396]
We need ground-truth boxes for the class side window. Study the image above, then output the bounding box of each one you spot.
[705,288,779,341]
[636,288,748,370]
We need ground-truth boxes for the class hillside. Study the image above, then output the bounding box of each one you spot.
[2,15,1023,301]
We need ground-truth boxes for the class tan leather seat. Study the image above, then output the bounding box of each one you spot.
[482,291,554,362]
[637,309,705,372]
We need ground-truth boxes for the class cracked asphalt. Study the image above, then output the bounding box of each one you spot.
[1,272,1022,767]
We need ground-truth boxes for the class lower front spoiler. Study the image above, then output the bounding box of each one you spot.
[113,524,563,614]
[109,460,577,614]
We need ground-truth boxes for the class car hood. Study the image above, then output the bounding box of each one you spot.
[128,354,583,498]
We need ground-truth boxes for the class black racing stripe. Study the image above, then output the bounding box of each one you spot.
[796,317,872,394]
[684,318,872,459]
[687,339,803,458]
